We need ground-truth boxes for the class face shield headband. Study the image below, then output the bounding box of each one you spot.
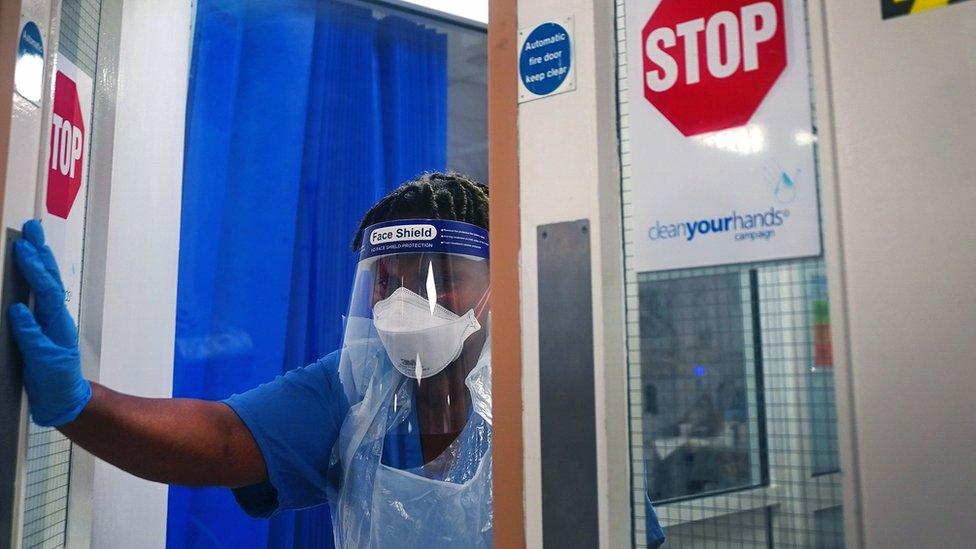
[350,219,490,381]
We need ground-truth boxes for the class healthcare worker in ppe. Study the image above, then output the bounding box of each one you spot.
[7,173,494,548]
[327,216,493,547]
[8,172,663,547]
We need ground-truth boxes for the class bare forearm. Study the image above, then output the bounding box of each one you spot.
[58,382,266,488]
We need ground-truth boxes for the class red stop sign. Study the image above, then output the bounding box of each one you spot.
[47,70,86,219]
[641,0,787,137]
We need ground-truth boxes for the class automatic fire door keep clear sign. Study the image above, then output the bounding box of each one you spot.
[518,17,576,103]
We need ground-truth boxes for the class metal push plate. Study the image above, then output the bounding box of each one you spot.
[1,229,29,546]
[537,220,598,548]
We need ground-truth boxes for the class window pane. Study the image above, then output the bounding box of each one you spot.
[814,506,845,549]
[640,272,764,502]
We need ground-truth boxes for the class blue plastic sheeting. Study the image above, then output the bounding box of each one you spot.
[168,1,447,547]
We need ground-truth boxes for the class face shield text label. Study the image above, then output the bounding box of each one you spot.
[370,224,438,245]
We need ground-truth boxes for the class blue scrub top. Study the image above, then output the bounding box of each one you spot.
[223,351,347,517]
[223,350,428,516]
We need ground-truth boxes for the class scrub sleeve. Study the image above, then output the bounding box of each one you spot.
[223,351,349,518]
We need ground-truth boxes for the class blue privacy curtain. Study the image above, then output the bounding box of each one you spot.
[167,1,447,548]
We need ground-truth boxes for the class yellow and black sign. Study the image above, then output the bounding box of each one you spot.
[882,0,972,19]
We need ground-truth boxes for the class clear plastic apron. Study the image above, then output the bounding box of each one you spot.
[328,327,493,548]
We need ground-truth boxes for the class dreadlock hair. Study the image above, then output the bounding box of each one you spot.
[352,172,489,250]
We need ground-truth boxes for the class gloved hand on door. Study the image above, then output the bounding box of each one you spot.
[7,219,91,427]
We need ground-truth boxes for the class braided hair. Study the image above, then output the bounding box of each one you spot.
[352,172,489,250]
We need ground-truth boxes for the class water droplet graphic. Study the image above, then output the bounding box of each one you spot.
[775,169,799,204]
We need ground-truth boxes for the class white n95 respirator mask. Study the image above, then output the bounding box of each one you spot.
[372,287,482,380]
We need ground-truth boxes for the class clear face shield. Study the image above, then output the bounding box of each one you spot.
[330,219,494,547]
[338,219,490,464]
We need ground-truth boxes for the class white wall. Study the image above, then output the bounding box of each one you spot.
[89,1,190,547]
[816,2,976,547]
[515,1,627,547]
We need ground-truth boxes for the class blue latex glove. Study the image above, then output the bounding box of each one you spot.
[7,220,90,427]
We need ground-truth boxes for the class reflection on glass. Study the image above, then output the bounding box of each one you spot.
[15,22,45,104]
[14,54,44,104]
[693,124,766,155]
[640,272,764,501]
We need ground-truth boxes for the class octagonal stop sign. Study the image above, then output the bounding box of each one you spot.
[642,0,786,136]
[47,70,86,219]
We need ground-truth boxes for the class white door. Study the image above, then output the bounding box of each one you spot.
[1,1,102,547]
